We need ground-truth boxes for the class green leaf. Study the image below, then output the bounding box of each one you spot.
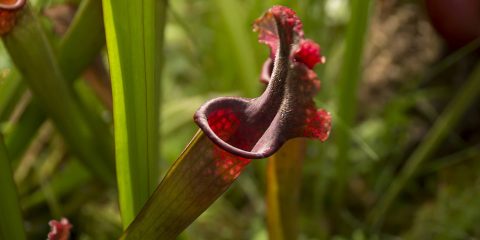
[4,99,45,163]
[2,4,115,185]
[266,139,306,240]
[212,0,258,97]
[121,131,251,239]
[0,70,24,121]
[334,0,373,203]
[59,0,106,82]
[21,158,92,211]
[0,135,26,240]
[102,0,167,227]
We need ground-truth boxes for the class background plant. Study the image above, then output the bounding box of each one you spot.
[0,0,479,239]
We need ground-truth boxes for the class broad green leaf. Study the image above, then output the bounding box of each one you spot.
[2,5,115,185]
[121,131,251,239]
[0,135,26,240]
[102,0,167,227]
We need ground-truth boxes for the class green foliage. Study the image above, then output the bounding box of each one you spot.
[0,135,26,240]
[3,5,115,185]
[0,0,479,239]
[370,62,480,227]
[334,0,373,204]
[102,0,167,228]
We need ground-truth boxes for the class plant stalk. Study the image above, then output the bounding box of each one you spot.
[121,131,251,239]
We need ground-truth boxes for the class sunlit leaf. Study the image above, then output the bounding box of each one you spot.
[102,0,167,227]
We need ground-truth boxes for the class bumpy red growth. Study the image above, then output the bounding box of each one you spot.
[294,40,324,69]
[48,218,72,240]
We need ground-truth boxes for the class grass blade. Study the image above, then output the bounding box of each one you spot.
[59,0,106,82]
[266,139,306,240]
[369,61,480,228]
[334,0,373,203]
[3,4,115,185]
[121,131,251,239]
[0,135,26,240]
[102,0,167,227]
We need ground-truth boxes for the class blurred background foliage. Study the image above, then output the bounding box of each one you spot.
[1,0,480,239]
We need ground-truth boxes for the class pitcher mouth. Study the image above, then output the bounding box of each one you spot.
[194,97,279,159]
[0,0,26,10]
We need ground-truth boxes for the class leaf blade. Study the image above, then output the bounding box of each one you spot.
[0,135,26,240]
[102,0,167,227]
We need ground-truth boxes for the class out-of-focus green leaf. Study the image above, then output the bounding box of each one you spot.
[21,159,92,211]
[0,70,24,122]
[59,0,106,82]
[3,0,109,164]
[161,96,206,137]
[334,0,373,203]
[212,0,258,97]
[121,131,251,239]
[0,135,26,240]
[3,5,115,185]
[4,99,44,163]
[102,0,167,227]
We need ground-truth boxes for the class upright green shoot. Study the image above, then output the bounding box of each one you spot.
[102,0,167,228]
[334,0,373,203]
